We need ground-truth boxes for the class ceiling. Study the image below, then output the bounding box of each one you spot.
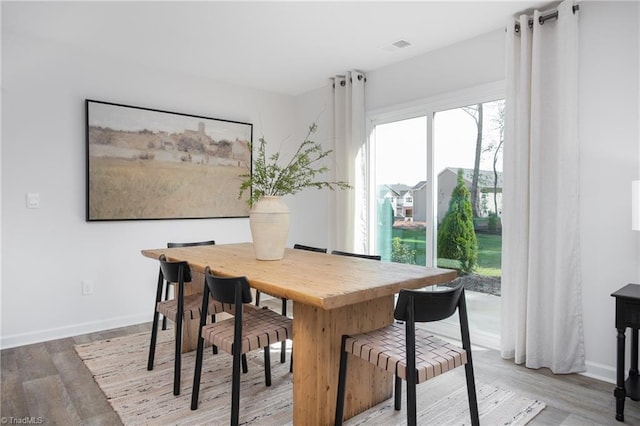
[3,1,548,96]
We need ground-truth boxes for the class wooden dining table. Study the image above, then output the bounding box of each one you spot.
[142,242,457,425]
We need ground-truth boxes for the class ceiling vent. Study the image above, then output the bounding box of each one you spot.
[381,39,413,52]
[391,39,412,49]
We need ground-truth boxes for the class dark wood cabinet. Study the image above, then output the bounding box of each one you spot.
[612,284,640,421]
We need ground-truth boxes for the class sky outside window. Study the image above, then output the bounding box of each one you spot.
[375,101,503,187]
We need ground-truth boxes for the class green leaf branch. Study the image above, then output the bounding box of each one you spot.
[239,123,351,206]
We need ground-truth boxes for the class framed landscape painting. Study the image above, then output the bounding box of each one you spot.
[86,99,252,221]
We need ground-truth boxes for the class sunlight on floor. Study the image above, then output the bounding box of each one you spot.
[425,290,501,350]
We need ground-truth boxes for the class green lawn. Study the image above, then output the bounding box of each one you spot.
[389,227,502,277]
[475,233,502,277]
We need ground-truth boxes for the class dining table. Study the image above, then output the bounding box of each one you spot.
[141,242,457,425]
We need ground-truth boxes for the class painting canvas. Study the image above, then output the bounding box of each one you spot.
[86,100,252,221]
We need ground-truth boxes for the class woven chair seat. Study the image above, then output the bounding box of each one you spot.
[156,293,233,322]
[345,322,468,383]
[201,307,292,354]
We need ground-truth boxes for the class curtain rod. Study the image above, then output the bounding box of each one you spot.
[514,4,579,33]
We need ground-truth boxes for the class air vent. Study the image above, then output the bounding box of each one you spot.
[391,39,411,49]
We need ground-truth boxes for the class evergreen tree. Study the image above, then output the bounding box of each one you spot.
[438,169,478,274]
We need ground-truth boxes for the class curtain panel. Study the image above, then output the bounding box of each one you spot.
[330,71,367,253]
[501,0,585,373]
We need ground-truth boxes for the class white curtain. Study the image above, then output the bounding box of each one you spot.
[501,0,585,373]
[330,71,367,253]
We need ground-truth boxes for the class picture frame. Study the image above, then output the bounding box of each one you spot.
[86,99,252,221]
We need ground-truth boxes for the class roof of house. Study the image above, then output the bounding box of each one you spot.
[377,170,499,198]
[382,184,413,196]
[412,180,427,190]
[439,167,503,188]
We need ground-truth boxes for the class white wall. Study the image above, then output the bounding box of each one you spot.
[578,1,640,382]
[1,24,296,347]
[296,2,640,382]
[287,86,335,250]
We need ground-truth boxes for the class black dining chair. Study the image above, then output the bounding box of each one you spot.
[147,254,231,396]
[161,240,216,330]
[191,267,293,426]
[255,243,327,365]
[331,249,382,261]
[334,282,479,426]
[293,243,328,253]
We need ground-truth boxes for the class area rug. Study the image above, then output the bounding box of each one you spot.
[74,330,546,425]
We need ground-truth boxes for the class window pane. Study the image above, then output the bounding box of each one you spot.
[434,100,503,278]
[373,116,427,265]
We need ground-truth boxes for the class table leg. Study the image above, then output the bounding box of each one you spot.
[616,327,626,422]
[292,296,394,425]
[179,272,203,352]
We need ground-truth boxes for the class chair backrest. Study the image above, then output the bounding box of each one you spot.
[158,254,192,283]
[394,282,463,323]
[293,244,327,253]
[331,250,381,261]
[203,267,252,305]
[167,240,215,248]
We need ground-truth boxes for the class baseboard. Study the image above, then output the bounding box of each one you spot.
[0,313,150,349]
[583,360,616,384]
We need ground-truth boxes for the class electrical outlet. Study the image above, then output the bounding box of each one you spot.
[81,280,94,296]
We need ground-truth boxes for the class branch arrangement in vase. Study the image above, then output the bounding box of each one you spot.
[239,123,351,206]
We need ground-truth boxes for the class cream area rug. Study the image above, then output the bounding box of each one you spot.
[74,329,546,425]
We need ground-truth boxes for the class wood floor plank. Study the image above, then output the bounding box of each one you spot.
[44,337,76,354]
[51,350,115,420]
[22,375,82,424]
[14,343,59,382]
[472,349,640,425]
[0,348,30,418]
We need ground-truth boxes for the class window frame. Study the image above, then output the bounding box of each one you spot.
[366,81,505,266]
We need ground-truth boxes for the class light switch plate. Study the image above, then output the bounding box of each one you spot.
[81,280,94,296]
[26,193,40,209]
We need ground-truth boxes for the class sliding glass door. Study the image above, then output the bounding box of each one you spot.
[367,89,504,348]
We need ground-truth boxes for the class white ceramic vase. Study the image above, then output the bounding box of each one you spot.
[249,196,290,260]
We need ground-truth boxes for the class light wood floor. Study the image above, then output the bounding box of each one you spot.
[2,312,639,425]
